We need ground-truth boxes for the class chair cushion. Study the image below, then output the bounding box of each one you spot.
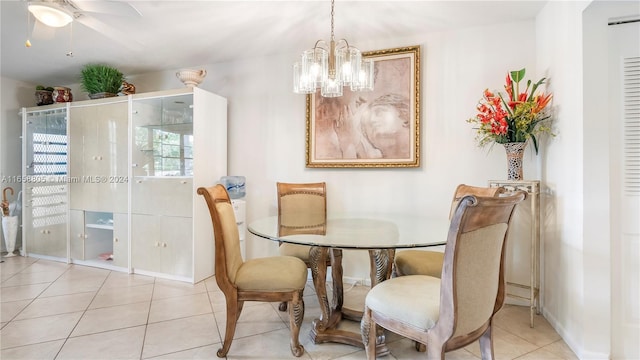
[365,275,441,331]
[394,250,444,278]
[279,243,312,261]
[235,256,308,291]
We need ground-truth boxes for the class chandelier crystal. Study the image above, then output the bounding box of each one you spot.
[293,0,374,97]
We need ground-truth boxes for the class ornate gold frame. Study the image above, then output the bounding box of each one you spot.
[305,45,420,168]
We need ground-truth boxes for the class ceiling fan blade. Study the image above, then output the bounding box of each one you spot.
[72,1,142,17]
[74,15,141,51]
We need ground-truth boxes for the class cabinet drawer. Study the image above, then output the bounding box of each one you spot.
[131,177,193,217]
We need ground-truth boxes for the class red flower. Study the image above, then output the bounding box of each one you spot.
[504,74,513,101]
[468,68,554,154]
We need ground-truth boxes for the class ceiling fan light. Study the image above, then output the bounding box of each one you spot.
[28,4,73,27]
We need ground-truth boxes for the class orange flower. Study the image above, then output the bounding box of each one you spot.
[534,93,553,114]
[467,68,555,154]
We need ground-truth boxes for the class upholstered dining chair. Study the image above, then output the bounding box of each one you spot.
[361,192,526,360]
[393,184,506,278]
[276,181,329,311]
[197,184,308,357]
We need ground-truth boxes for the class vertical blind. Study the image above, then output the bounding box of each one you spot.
[624,56,640,194]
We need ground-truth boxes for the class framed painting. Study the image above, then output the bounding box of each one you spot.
[305,45,420,168]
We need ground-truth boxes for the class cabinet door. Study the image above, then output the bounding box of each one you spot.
[70,209,85,260]
[24,107,67,178]
[112,213,128,268]
[23,184,68,258]
[131,214,163,273]
[28,223,66,258]
[160,216,193,278]
[69,102,128,212]
[131,177,193,217]
[131,214,192,278]
[131,94,193,177]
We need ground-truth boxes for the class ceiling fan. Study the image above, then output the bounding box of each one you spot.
[25,0,142,53]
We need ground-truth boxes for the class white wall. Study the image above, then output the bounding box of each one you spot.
[0,76,35,252]
[127,19,540,280]
[536,2,588,357]
[537,0,640,358]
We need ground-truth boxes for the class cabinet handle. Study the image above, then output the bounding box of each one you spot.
[155,241,160,247]
[180,180,187,184]
[132,163,138,167]
[136,180,142,184]
[162,242,167,248]
[114,238,118,243]
[84,234,88,239]
[97,156,103,160]
[78,233,83,238]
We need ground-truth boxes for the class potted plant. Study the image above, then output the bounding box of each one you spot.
[467,68,554,180]
[35,85,54,106]
[80,64,125,99]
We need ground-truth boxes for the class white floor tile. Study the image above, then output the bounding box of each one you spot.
[0,257,577,360]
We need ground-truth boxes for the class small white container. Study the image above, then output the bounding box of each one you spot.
[176,69,207,87]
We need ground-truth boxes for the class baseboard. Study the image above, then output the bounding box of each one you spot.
[542,308,609,359]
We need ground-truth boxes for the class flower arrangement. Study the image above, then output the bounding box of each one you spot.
[467,68,553,154]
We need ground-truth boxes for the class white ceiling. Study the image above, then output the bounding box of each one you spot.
[1,0,547,86]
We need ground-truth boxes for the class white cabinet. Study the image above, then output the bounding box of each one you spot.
[112,213,128,268]
[131,214,192,278]
[24,193,67,258]
[21,106,69,259]
[70,210,127,269]
[68,97,128,269]
[22,88,227,283]
[69,98,128,213]
[130,88,227,283]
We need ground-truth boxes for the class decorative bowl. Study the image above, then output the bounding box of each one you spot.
[52,87,73,103]
[35,90,53,106]
[176,69,207,88]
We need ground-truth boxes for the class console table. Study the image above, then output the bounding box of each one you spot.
[489,180,540,327]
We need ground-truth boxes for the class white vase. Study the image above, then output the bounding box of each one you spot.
[2,216,19,257]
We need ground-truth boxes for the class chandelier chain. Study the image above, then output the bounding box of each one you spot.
[330,0,335,41]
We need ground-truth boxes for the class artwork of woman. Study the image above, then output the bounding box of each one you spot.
[320,93,410,160]
[310,52,416,165]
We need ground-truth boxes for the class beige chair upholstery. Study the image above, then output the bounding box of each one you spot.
[198,184,308,357]
[361,192,525,360]
[276,182,329,311]
[394,184,505,278]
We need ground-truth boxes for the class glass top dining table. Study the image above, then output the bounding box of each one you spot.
[248,213,450,355]
[248,213,449,249]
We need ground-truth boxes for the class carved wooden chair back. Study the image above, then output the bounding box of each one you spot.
[277,182,327,236]
[393,184,506,280]
[197,184,307,357]
[448,184,506,218]
[362,192,526,359]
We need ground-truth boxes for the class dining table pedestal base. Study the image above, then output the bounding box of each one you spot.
[308,246,394,355]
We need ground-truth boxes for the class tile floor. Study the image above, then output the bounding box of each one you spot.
[1,256,577,360]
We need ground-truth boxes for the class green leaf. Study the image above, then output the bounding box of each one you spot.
[510,68,526,83]
[529,77,546,99]
[531,134,539,154]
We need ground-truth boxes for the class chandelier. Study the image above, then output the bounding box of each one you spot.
[293,0,374,97]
